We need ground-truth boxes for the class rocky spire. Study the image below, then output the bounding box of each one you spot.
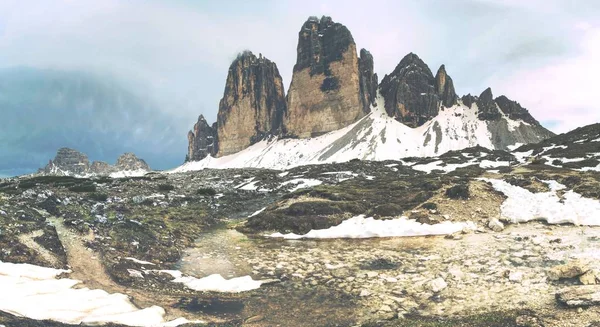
[359,48,378,110]
[476,87,501,120]
[435,65,457,108]
[215,51,287,157]
[284,16,368,138]
[187,115,217,161]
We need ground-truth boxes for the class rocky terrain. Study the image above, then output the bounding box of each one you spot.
[41,148,150,177]
[186,15,553,166]
[2,122,600,326]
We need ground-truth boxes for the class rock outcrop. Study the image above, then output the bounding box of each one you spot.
[284,16,368,138]
[187,115,218,161]
[40,148,150,176]
[215,51,287,157]
[476,87,501,121]
[42,148,90,176]
[115,153,150,171]
[90,161,115,175]
[495,95,540,125]
[379,53,457,128]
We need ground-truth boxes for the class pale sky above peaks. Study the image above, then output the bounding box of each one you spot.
[0,0,598,175]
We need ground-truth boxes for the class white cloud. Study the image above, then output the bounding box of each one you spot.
[487,26,600,133]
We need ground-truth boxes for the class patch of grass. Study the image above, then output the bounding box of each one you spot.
[88,192,109,202]
[68,184,97,193]
[157,184,175,192]
[196,187,217,196]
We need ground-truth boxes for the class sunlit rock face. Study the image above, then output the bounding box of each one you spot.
[284,16,370,138]
[215,51,287,157]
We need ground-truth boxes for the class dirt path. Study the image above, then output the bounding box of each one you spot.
[18,229,62,268]
[48,218,201,323]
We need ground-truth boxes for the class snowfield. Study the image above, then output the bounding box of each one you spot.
[269,215,476,239]
[0,261,197,326]
[173,96,530,172]
[481,178,600,225]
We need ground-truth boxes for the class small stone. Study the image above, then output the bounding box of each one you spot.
[580,270,599,285]
[428,277,447,293]
[509,271,523,283]
[366,271,379,278]
[379,305,393,312]
[359,289,371,297]
[245,315,265,323]
[488,218,504,232]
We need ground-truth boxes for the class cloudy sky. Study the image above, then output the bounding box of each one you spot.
[0,0,598,176]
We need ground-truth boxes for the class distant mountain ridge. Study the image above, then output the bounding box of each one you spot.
[40,148,150,178]
[185,15,553,169]
[0,67,187,177]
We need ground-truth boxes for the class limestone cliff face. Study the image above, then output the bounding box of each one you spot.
[215,51,287,157]
[379,53,457,128]
[284,16,368,138]
[187,115,217,161]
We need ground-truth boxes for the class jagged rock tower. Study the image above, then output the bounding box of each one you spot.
[284,16,377,138]
[187,51,287,160]
[379,53,457,127]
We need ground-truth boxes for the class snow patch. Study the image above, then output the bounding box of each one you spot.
[481,178,600,225]
[280,178,322,192]
[0,261,196,326]
[155,270,264,293]
[269,215,475,239]
[109,169,148,179]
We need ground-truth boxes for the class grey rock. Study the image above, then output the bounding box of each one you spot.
[359,48,378,110]
[42,148,90,176]
[115,153,150,171]
[476,87,501,121]
[187,115,218,161]
[556,286,600,307]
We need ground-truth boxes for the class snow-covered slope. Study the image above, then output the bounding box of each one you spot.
[174,96,546,172]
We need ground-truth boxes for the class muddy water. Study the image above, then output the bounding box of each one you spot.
[178,227,434,279]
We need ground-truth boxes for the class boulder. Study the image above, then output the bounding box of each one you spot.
[580,270,600,285]
[547,260,590,281]
[556,286,600,307]
[488,218,504,232]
